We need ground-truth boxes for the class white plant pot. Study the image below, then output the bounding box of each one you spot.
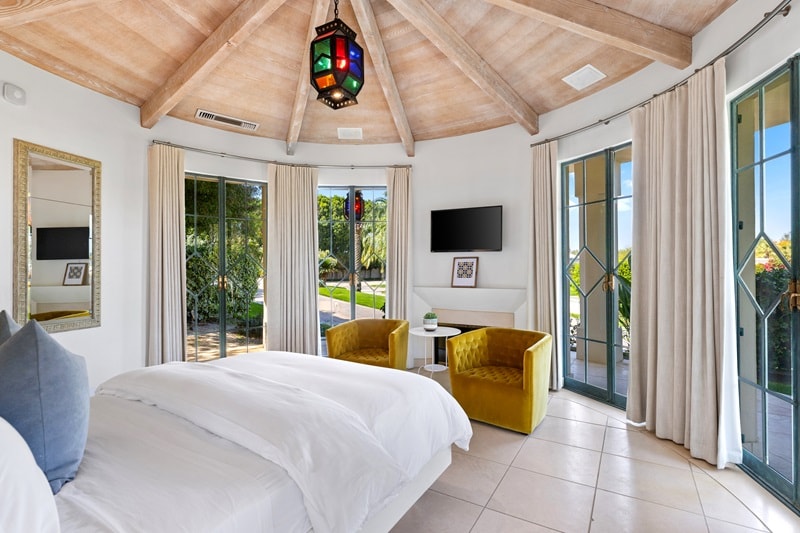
[423,318,438,331]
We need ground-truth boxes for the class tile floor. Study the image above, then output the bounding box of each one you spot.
[391,383,800,533]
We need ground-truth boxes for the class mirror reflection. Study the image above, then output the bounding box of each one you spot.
[13,139,101,332]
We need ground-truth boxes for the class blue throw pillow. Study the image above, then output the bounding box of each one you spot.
[0,320,90,494]
[0,310,21,345]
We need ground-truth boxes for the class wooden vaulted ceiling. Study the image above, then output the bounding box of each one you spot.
[0,0,736,156]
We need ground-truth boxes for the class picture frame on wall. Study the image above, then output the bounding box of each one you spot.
[63,262,87,286]
[451,257,478,288]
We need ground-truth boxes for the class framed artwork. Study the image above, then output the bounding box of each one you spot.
[63,263,88,286]
[451,257,478,288]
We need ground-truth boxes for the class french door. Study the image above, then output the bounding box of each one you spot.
[562,144,632,408]
[185,173,266,361]
[318,186,387,348]
[733,58,799,508]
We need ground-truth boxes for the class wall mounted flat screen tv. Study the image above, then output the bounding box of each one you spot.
[431,205,502,252]
[36,227,90,260]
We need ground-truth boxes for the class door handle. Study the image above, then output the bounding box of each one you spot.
[217,275,228,291]
[780,279,799,311]
[602,273,615,292]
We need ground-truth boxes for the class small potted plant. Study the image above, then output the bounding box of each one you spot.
[423,311,438,331]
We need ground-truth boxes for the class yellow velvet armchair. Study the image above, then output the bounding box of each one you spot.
[447,327,552,434]
[325,319,409,370]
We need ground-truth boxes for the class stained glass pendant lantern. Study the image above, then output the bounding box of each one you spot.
[310,0,364,110]
[344,190,364,221]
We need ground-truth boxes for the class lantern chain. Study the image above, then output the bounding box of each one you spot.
[334,0,339,20]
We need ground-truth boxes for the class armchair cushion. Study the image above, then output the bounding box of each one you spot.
[447,327,552,434]
[325,319,409,370]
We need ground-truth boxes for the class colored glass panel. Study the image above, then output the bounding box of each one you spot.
[336,58,349,71]
[315,74,335,89]
[349,42,362,61]
[335,37,346,58]
[342,75,361,94]
[314,40,331,59]
[349,61,362,79]
[313,56,331,73]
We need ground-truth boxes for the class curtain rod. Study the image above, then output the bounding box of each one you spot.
[530,0,792,149]
[151,140,411,170]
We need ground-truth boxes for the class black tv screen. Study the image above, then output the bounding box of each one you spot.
[36,227,90,260]
[431,205,502,252]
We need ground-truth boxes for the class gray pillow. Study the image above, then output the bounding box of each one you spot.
[0,310,21,345]
[0,320,90,494]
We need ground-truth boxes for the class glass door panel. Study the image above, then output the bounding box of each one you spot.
[563,145,631,408]
[185,174,265,361]
[733,63,798,507]
[222,180,265,355]
[318,186,387,351]
[186,175,222,362]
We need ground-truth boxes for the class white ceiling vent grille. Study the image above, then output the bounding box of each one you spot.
[195,109,259,131]
[338,127,363,140]
[562,64,607,91]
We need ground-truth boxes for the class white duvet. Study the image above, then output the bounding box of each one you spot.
[58,351,471,533]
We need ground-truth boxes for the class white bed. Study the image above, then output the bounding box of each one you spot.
[54,351,472,533]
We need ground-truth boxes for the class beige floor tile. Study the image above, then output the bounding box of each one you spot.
[691,466,767,530]
[391,490,482,533]
[432,451,508,506]
[606,417,640,430]
[512,438,601,486]
[705,517,771,533]
[530,416,607,451]
[546,397,608,425]
[597,453,703,514]
[590,489,707,533]
[471,509,557,532]
[603,426,691,470]
[704,467,800,533]
[457,421,526,465]
[487,467,594,532]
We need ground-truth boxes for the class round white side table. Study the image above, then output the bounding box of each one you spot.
[409,326,461,373]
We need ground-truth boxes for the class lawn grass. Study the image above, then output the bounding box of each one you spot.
[319,284,385,309]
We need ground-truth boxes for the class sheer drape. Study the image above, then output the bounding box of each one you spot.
[528,141,562,390]
[386,167,411,323]
[147,144,186,365]
[627,58,742,466]
[266,163,320,354]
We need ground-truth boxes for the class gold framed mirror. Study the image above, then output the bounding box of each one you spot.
[13,139,101,332]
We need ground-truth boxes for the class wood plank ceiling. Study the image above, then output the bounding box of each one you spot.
[0,0,736,156]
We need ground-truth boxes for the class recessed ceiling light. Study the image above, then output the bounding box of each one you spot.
[562,64,607,91]
[338,127,363,140]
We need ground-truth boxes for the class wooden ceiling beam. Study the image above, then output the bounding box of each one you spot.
[0,0,103,29]
[286,0,329,156]
[484,0,691,69]
[140,0,289,129]
[386,0,538,135]
[352,0,415,157]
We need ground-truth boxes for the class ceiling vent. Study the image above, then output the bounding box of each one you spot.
[195,109,259,131]
[338,127,363,140]
[562,64,607,91]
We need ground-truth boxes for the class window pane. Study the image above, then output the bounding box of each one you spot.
[613,146,632,197]
[764,72,791,159]
[735,92,760,169]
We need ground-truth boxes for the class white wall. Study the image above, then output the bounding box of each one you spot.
[1,0,798,386]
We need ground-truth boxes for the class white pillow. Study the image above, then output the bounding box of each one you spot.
[0,416,61,533]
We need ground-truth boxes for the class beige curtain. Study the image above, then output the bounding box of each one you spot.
[528,141,562,390]
[146,144,186,366]
[627,58,742,466]
[266,163,320,354]
[386,167,411,322]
